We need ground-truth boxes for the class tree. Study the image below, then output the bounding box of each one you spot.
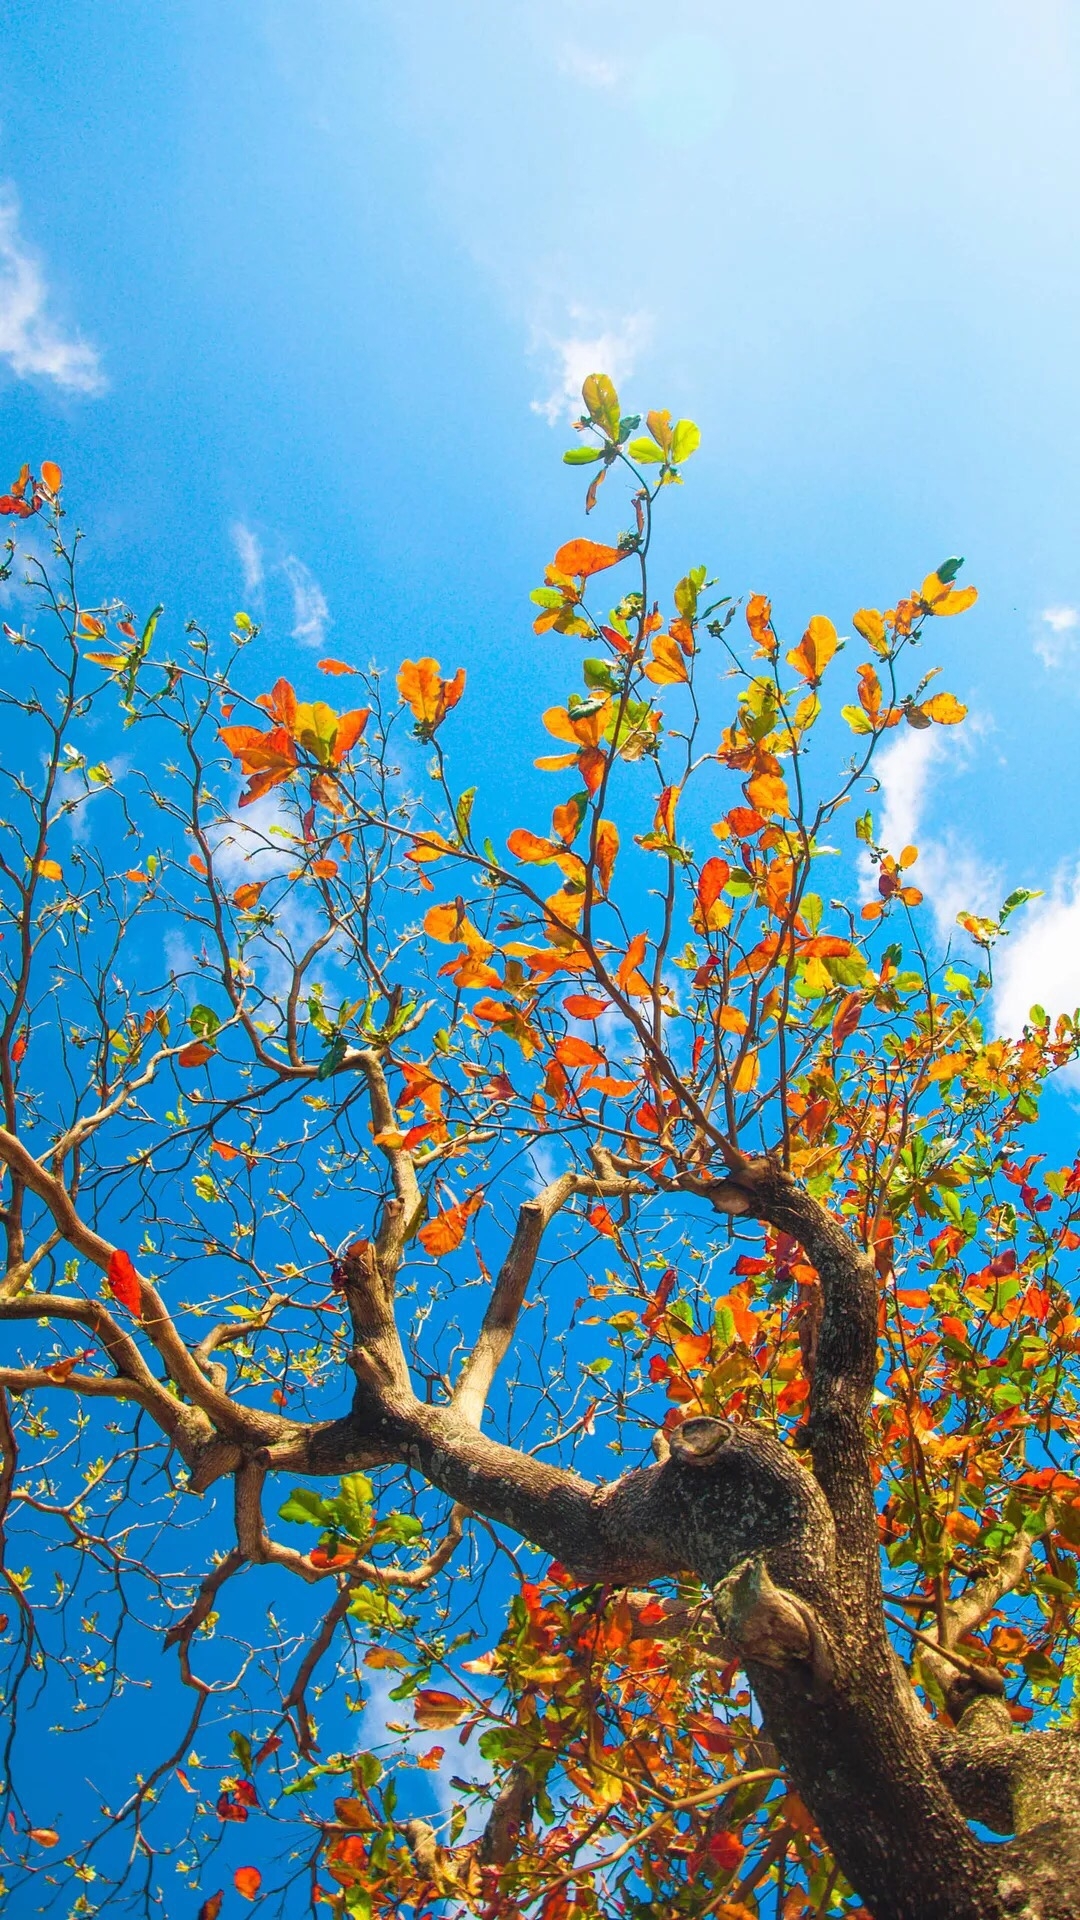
[0,395,1078,1920]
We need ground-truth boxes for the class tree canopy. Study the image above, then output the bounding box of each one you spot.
[1,389,1079,1920]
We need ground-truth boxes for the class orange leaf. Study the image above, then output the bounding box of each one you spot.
[786,613,838,686]
[644,633,688,684]
[589,1203,618,1237]
[318,658,359,675]
[40,461,62,495]
[617,932,650,996]
[232,881,264,910]
[417,1189,483,1257]
[416,1746,446,1770]
[595,817,618,896]
[125,868,150,884]
[696,856,730,919]
[412,1688,471,1729]
[10,1033,27,1064]
[212,1141,243,1161]
[78,613,106,637]
[564,994,609,1019]
[397,658,465,733]
[198,1898,224,1920]
[552,539,626,579]
[330,707,371,762]
[234,1867,262,1901]
[733,1049,759,1092]
[745,593,775,655]
[311,858,339,878]
[178,1041,214,1067]
[29,1828,59,1847]
[508,827,561,864]
[44,1354,80,1383]
[554,1035,604,1068]
[745,769,790,817]
[107,1249,141,1316]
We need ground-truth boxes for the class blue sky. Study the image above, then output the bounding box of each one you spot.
[6,0,1080,1052]
[5,0,1080,1899]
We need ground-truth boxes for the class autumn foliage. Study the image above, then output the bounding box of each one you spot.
[0,385,1078,1920]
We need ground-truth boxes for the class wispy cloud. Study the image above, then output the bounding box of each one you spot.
[0,188,105,394]
[871,724,998,949]
[231,521,264,599]
[556,44,619,89]
[282,554,330,649]
[530,308,650,425]
[1034,604,1079,670]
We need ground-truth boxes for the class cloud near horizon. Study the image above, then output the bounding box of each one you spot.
[0,189,105,394]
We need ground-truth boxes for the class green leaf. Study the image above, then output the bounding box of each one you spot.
[372,1512,424,1545]
[347,1586,405,1629]
[670,419,701,463]
[279,1487,332,1527]
[936,556,964,583]
[455,787,476,840]
[582,657,617,692]
[230,1730,253,1775]
[563,448,603,465]
[582,373,621,441]
[354,1751,383,1789]
[140,603,163,652]
[189,1004,221,1039]
[317,1033,348,1080]
[1000,888,1042,920]
[626,437,665,464]
[330,1472,374,1542]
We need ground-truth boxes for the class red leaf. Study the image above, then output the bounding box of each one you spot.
[10,1033,27,1064]
[178,1041,214,1067]
[831,993,862,1047]
[107,1249,141,1317]
[318,658,359,675]
[198,1896,224,1920]
[216,1792,248,1822]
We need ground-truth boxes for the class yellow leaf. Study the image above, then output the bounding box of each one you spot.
[932,585,978,617]
[853,607,887,649]
[923,691,968,724]
[34,859,63,881]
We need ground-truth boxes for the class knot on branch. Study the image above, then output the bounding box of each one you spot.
[713,1555,833,1696]
[668,1416,732,1465]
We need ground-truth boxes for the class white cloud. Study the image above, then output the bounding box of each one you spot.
[1034,604,1079,670]
[281,554,330,649]
[556,45,619,89]
[0,189,105,394]
[530,308,650,425]
[231,521,264,599]
[994,868,1080,1040]
[870,723,999,949]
